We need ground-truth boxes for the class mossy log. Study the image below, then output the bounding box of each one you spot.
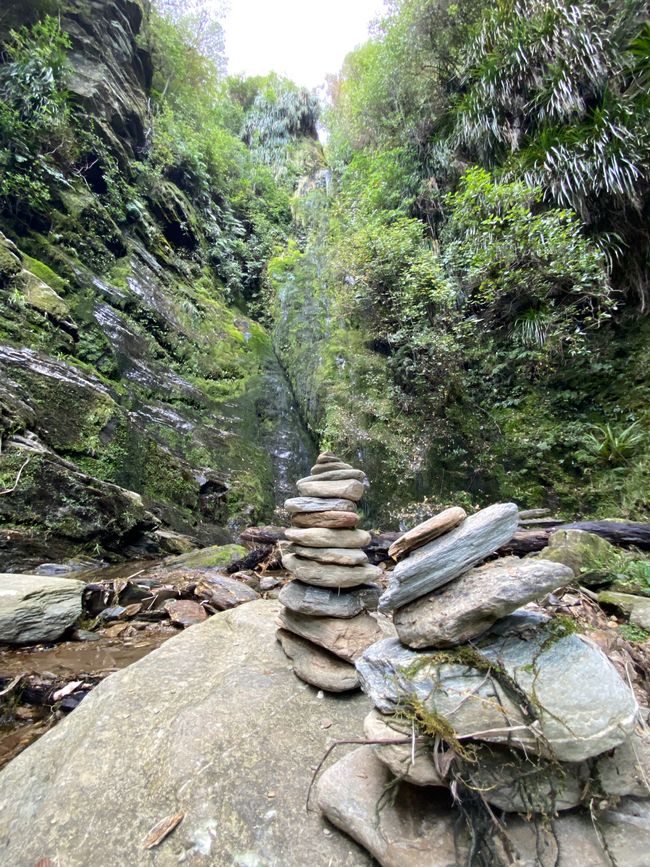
[501,521,650,554]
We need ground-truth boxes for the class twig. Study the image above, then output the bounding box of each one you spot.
[0,457,31,495]
[0,673,23,698]
[306,736,425,810]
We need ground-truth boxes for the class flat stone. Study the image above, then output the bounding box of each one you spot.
[285,497,357,514]
[285,527,371,549]
[292,511,360,529]
[0,600,373,866]
[297,479,364,502]
[597,728,650,797]
[357,613,639,762]
[282,553,382,588]
[298,469,367,483]
[598,591,650,630]
[310,461,353,474]
[317,747,650,867]
[394,557,574,648]
[289,545,369,566]
[277,629,359,692]
[379,502,519,611]
[279,580,380,618]
[194,574,260,609]
[0,573,84,645]
[388,507,467,561]
[278,608,383,662]
[164,599,207,627]
[316,451,340,463]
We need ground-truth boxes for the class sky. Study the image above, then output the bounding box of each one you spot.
[223,0,387,89]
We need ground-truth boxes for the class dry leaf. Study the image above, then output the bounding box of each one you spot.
[35,859,56,867]
[142,811,185,850]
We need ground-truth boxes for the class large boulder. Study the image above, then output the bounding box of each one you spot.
[379,502,519,611]
[0,600,372,866]
[393,557,574,648]
[0,573,84,644]
[357,612,638,762]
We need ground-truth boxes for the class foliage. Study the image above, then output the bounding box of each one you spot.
[583,420,645,465]
[153,0,227,73]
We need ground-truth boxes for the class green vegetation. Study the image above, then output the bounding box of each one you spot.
[269,0,650,525]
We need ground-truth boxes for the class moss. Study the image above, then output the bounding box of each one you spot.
[0,244,21,285]
[21,253,68,295]
[166,543,247,569]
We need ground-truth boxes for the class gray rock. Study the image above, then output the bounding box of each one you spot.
[317,746,469,867]
[388,507,467,561]
[282,553,382,588]
[597,728,650,797]
[284,497,357,514]
[394,557,574,648]
[598,590,650,630]
[379,502,519,611]
[289,544,369,567]
[286,527,371,549]
[277,629,359,692]
[317,747,650,867]
[291,510,360,529]
[298,469,367,483]
[278,608,383,662]
[0,600,373,866]
[542,528,619,575]
[310,461,353,474]
[279,580,380,618]
[363,710,587,811]
[356,614,638,762]
[297,479,365,501]
[194,574,260,609]
[0,573,84,644]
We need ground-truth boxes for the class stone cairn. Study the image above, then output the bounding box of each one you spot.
[316,503,648,865]
[276,451,384,693]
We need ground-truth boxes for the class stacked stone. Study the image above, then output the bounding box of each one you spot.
[276,451,383,693]
[316,503,647,864]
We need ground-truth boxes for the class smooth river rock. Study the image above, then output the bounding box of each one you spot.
[285,527,371,549]
[285,497,357,514]
[282,553,382,588]
[297,479,365,502]
[278,607,383,662]
[0,573,84,644]
[289,544,369,567]
[317,747,650,867]
[394,556,574,648]
[298,469,367,483]
[357,613,638,762]
[388,507,467,561]
[277,629,360,692]
[310,461,353,474]
[379,502,519,611]
[279,580,380,618]
[292,510,360,529]
[0,600,373,867]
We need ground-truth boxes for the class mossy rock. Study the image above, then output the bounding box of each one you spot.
[18,270,72,323]
[164,543,247,569]
[541,529,621,585]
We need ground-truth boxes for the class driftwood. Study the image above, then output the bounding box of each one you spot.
[240,526,285,546]
[500,521,650,555]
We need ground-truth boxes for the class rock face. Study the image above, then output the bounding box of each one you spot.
[393,557,574,648]
[0,600,373,866]
[357,614,638,762]
[379,502,519,611]
[317,747,650,867]
[0,573,84,644]
[388,507,467,561]
[276,629,360,692]
[281,553,382,588]
[285,527,371,549]
[278,608,383,662]
[279,580,380,618]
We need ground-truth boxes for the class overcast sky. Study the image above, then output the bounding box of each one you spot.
[223,0,386,89]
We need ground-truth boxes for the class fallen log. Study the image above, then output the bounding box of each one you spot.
[500,521,650,556]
